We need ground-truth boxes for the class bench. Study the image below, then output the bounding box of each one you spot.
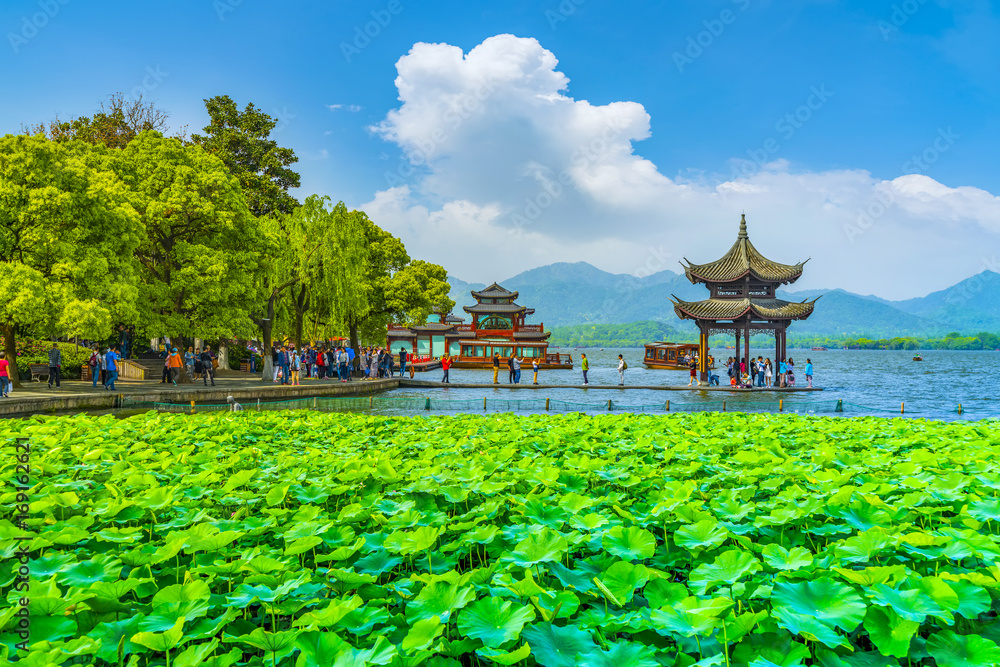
[29,364,50,382]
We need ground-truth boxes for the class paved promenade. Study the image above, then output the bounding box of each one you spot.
[398,379,823,392]
[0,374,398,418]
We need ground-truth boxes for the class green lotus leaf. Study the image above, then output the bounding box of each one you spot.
[834,529,892,563]
[599,561,649,604]
[578,640,659,667]
[571,513,610,532]
[57,554,122,586]
[406,581,477,623]
[294,630,367,667]
[761,544,813,571]
[674,520,729,552]
[226,626,298,654]
[130,617,187,653]
[508,528,569,567]
[868,583,943,623]
[29,553,77,578]
[927,630,1000,667]
[403,616,446,652]
[293,595,364,628]
[946,579,991,619]
[476,643,531,665]
[285,535,324,556]
[863,606,919,659]
[601,526,656,561]
[689,549,761,593]
[265,483,290,507]
[173,638,220,667]
[643,579,688,608]
[650,597,732,638]
[522,622,599,667]
[186,530,244,553]
[458,596,536,648]
[384,525,442,555]
[909,576,959,624]
[832,565,905,587]
[152,579,211,607]
[771,578,866,648]
[89,616,143,664]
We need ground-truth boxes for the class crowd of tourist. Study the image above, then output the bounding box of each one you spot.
[712,356,814,388]
[263,343,411,385]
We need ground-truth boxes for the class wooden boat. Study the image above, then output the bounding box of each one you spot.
[811,346,828,351]
[450,353,572,370]
[642,342,715,370]
[913,355,923,361]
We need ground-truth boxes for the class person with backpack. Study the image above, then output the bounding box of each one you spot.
[618,354,627,386]
[512,356,522,384]
[290,346,301,385]
[88,345,100,388]
[399,348,408,377]
[507,354,515,384]
[105,346,119,390]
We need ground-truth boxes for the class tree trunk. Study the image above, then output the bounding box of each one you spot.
[3,323,21,389]
[349,321,361,371]
[293,283,309,352]
[217,338,230,371]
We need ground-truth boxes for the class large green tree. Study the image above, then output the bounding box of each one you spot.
[191,95,300,218]
[348,218,454,351]
[0,134,141,386]
[114,131,267,379]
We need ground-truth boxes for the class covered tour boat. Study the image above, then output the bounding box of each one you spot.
[643,342,715,371]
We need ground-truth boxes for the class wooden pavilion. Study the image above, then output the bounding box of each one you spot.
[671,214,819,382]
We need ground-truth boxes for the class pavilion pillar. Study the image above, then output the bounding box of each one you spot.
[743,320,751,379]
[699,323,708,382]
[734,327,740,383]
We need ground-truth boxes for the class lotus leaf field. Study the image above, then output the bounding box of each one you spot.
[4,411,1000,667]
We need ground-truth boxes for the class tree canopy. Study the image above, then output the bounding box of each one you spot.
[24,92,173,149]
[191,95,300,218]
[0,134,142,384]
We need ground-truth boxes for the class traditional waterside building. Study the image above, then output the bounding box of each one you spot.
[386,283,572,368]
[671,214,819,382]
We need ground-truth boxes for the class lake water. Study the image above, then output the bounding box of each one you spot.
[388,347,999,421]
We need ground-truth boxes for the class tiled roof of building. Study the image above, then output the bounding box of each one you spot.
[513,330,552,340]
[681,215,808,285]
[671,296,820,321]
[470,282,518,299]
[462,303,527,314]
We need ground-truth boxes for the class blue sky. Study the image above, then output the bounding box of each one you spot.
[3,0,999,298]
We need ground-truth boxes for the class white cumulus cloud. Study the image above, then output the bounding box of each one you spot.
[361,34,1000,299]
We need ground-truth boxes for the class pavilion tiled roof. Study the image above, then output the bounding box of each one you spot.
[471,282,518,299]
[681,215,808,285]
[671,296,820,321]
[462,303,527,314]
[513,330,552,340]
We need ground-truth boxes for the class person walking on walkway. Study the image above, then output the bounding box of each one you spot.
[786,358,795,387]
[167,348,182,386]
[532,358,539,385]
[88,345,100,388]
[47,342,62,389]
[507,354,515,384]
[688,357,698,386]
[441,354,452,383]
[201,346,216,386]
[0,351,11,398]
[399,348,407,377]
[581,353,589,386]
[338,347,350,382]
[492,352,500,384]
[618,354,627,386]
[805,358,813,388]
[184,346,195,379]
[105,346,119,390]
[99,347,109,388]
[290,347,302,385]
[512,356,522,384]
[271,345,281,382]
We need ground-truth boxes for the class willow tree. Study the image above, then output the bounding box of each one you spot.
[0,135,141,386]
[115,131,266,380]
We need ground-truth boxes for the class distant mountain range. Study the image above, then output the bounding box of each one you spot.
[447,263,1000,338]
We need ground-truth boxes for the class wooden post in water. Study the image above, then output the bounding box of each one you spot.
[958,403,963,415]
[779,399,783,412]
[545,398,550,411]
[901,402,904,414]
[722,400,726,412]
[665,399,670,412]
[483,397,487,411]
[189,400,195,414]
[313,397,317,409]
[607,399,612,411]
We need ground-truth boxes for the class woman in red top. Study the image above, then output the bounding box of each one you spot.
[0,351,10,397]
[441,355,453,384]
